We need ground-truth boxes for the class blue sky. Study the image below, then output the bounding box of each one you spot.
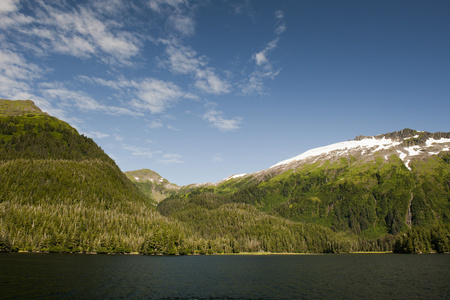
[1,0,449,185]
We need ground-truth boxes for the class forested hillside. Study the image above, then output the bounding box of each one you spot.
[163,130,450,253]
[0,99,186,253]
[1,99,448,254]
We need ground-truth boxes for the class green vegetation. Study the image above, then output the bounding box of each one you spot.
[0,100,448,254]
[0,100,184,254]
[125,169,179,204]
[170,149,450,253]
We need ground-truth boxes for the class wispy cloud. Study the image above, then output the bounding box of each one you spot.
[274,10,286,35]
[148,120,164,129]
[0,49,52,114]
[40,82,141,117]
[149,0,187,13]
[160,40,231,95]
[86,131,110,139]
[123,144,182,164]
[132,78,188,113]
[122,145,161,159]
[241,10,286,95]
[148,0,195,37]
[85,76,194,114]
[0,0,32,29]
[157,153,183,164]
[2,1,141,64]
[253,38,279,66]
[203,108,242,131]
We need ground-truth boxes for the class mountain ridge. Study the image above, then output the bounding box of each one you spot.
[213,128,450,186]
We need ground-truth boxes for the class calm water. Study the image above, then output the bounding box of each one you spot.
[1,253,449,299]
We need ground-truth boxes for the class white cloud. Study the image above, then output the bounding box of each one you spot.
[161,40,231,94]
[202,109,242,131]
[123,145,161,159]
[254,52,268,66]
[86,131,110,139]
[241,68,281,95]
[169,13,195,36]
[167,124,181,131]
[132,78,187,113]
[243,10,286,95]
[0,0,19,13]
[274,10,286,35]
[0,49,42,81]
[149,0,187,13]
[3,2,141,64]
[149,0,194,37]
[157,153,183,164]
[252,38,279,66]
[83,76,192,114]
[148,120,163,129]
[40,82,140,117]
[0,49,45,103]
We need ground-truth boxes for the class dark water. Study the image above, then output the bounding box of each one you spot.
[1,253,449,299]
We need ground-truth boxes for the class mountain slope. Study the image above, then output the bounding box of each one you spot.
[0,99,187,254]
[125,169,180,204]
[168,129,450,253]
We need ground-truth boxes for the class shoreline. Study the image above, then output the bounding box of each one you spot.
[4,250,397,255]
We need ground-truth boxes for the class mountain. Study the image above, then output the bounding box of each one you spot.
[1,99,448,254]
[125,169,180,203]
[0,99,187,254]
[164,128,450,253]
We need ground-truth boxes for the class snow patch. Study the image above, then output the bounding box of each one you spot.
[404,146,422,157]
[271,137,400,168]
[227,173,247,180]
[220,173,248,183]
[397,150,407,161]
[426,138,450,147]
[404,160,412,171]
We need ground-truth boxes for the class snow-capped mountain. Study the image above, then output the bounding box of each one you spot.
[220,129,450,183]
[271,129,450,171]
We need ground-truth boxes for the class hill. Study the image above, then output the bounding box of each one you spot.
[0,99,187,254]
